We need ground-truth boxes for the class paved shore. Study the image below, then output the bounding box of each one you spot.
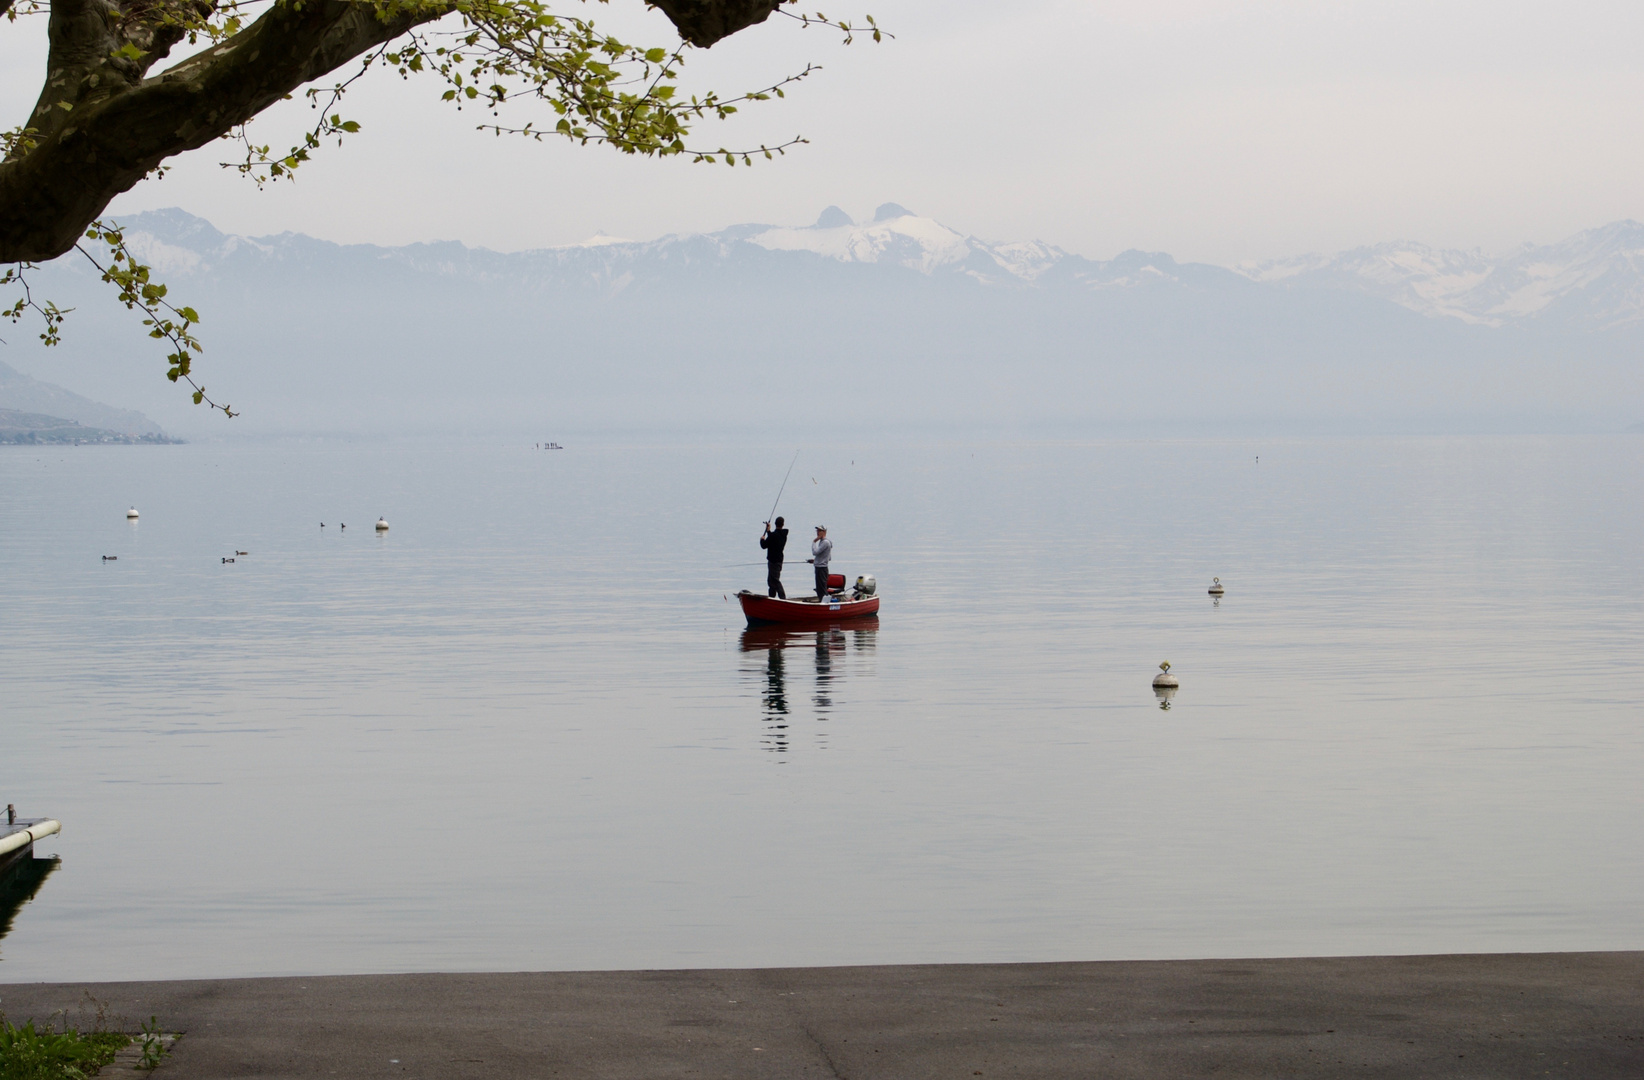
[3,953,1641,1078]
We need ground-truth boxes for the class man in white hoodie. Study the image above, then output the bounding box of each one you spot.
[807,525,833,601]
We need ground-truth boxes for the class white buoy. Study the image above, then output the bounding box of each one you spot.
[375,517,390,531]
[1208,577,1224,595]
[126,506,139,519]
[1152,661,1178,710]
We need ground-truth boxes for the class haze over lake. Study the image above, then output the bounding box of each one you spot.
[3,433,1641,981]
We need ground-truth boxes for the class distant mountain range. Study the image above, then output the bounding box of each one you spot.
[6,206,1641,434]
[123,203,1644,332]
[1241,221,1644,331]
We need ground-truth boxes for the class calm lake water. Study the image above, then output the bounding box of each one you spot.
[3,434,1642,982]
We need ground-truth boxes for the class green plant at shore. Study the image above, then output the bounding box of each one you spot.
[0,1016,130,1080]
[134,1019,165,1072]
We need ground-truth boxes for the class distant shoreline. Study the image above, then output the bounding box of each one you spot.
[0,431,184,445]
[0,407,181,444]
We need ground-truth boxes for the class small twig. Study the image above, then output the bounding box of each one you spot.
[777,8,889,43]
[0,263,71,345]
[76,223,236,417]
[223,43,383,184]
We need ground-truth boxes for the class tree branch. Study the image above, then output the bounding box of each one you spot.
[0,0,804,262]
[1,0,437,260]
[647,0,784,47]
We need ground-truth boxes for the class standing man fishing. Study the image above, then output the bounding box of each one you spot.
[755,450,800,599]
[807,525,833,601]
[760,516,789,598]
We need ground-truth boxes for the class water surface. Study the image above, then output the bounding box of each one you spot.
[3,435,1641,980]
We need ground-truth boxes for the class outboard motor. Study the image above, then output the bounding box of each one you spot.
[854,574,877,597]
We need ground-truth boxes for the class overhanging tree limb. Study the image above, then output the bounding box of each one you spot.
[1,0,877,418]
[3,1,438,260]
[0,0,791,262]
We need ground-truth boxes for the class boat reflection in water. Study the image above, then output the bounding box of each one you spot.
[0,855,59,952]
[740,616,878,754]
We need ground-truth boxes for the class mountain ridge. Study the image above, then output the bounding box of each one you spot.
[7,205,1639,435]
[115,206,1644,335]
[1238,220,1644,330]
[117,204,1242,297]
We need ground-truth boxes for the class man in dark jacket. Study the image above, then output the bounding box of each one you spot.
[760,516,789,598]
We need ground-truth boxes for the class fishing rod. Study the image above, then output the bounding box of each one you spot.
[764,449,800,529]
[722,452,802,568]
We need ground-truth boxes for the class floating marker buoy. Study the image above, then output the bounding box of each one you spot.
[375,518,389,531]
[1152,661,1178,710]
[126,506,139,519]
[1208,577,1224,596]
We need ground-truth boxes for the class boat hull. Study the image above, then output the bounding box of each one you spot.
[737,590,880,626]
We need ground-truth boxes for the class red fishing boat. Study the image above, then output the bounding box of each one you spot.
[737,574,880,626]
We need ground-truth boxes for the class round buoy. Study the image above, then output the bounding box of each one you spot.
[375,517,389,531]
[126,506,139,519]
[1208,577,1224,595]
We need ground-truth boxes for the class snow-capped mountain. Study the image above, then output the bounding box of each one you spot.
[744,203,1071,284]
[14,205,1644,435]
[120,203,1644,332]
[1242,220,1644,330]
[118,202,1201,296]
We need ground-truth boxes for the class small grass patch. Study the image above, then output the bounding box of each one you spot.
[0,1018,131,1080]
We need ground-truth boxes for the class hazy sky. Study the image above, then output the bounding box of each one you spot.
[7,0,1644,263]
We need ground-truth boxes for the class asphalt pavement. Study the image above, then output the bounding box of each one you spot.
[2,952,1641,1079]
